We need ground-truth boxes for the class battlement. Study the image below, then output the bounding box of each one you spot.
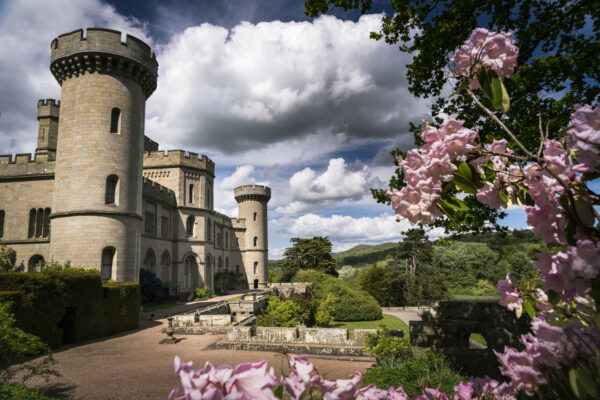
[0,153,56,177]
[142,177,176,206]
[50,28,158,97]
[37,99,60,119]
[231,218,246,229]
[143,150,215,174]
[234,185,271,203]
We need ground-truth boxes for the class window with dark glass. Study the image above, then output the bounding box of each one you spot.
[253,212,257,221]
[206,219,211,240]
[42,208,50,237]
[28,209,36,238]
[105,175,118,205]
[217,232,222,248]
[0,210,5,238]
[101,247,115,280]
[253,236,257,247]
[144,211,155,235]
[186,216,195,237]
[35,208,43,238]
[110,107,121,133]
[254,262,258,275]
[188,184,194,205]
[161,216,169,238]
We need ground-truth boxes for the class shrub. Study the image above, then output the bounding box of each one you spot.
[139,268,164,304]
[0,384,56,399]
[0,241,16,272]
[314,293,337,327]
[256,295,309,327]
[194,286,213,301]
[364,326,412,363]
[101,281,140,336]
[38,259,89,273]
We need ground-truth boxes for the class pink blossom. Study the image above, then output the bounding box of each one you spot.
[498,273,522,311]
[453,381,475,400]
[451,28,518,88]
[571,238,600,279]
[323,373,362,400]
[568,104,600,172]
[226,360,278,400]
[356,384,389,400]
[494,347,546,396]
[535,250,592,301]
[388,387,411,400]
[476,180,504,209]
[470,377,515,400]
[522,204,566,244]
[415,387,449,400]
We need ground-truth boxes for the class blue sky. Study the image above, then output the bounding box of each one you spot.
[0,0,529,257]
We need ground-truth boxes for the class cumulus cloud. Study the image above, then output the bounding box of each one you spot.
[270,212,445,253]
[214,164,269,216]
[0,0,148,154]
[275,157,383,215]
[146,14,428,163]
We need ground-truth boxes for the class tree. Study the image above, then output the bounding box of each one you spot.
[395,228,433,275]
[0,241,16,272]
[305,0,599,234]
[282,237,338,279]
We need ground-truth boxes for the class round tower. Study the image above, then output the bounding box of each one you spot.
[234,185,271,288]
[48,28,158,281]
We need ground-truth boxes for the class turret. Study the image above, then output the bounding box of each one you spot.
[234,185,271,288]
[48,28,158,281]
[36,99,60,155]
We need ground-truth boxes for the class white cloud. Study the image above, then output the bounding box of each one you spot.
[214,164,269,217]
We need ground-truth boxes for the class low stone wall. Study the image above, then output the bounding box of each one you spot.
[228,294,267,314]
[268,282,312,297]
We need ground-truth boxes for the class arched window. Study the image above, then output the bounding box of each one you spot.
[35,208,43,238]
[225,257,229,269]
[28,209,35,238]
[186,216,195,237]
[0,210,5,238]
[28,255,44,272]
[42,208,50,238]
[188,184,194,205]
[206,219,211,241]
[105,175,118,205]
[101,247,115,280]
[144,248,156,273]
[253,236,257,247]
[254,261,258,275]
[218,256,223,269]
[217,232,221,247]
[110,107,121,133]
[160,251,171,283]
[236,265,240,274]
[253,212,257,221]
[184,255,198,289]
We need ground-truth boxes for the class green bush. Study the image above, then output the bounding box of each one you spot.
[194,286,213,301]
[0,241,16,272]
[256,295,309,327]
[0,384,56,399]
[364,326,412,363]
[101,282,140,337]
[362,352,465,398]
[314,293,337,327]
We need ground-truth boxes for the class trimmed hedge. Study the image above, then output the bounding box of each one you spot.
[0,271,139,348]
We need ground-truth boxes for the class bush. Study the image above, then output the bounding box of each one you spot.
[362,352,466,398]
[194,286,213,301]
[101,282,140,337]
[0,384,56,399]
[0,241,16,272]
[364,326,412,363]
[139,268,164,304]
[314,293,337,327]
[256,295,309,327]
[213,270,246,295]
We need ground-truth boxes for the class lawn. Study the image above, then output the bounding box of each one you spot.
[142,302,179,312]
[227,295,244,302]
[451,294,500,301]
[330,314,409,333]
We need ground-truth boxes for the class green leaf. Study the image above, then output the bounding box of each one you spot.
[488,70,510,112]
[453,162,478,194]
[569,368,581,398]
[498,191,509,203]
[576,366,597,398]
[273,385,284,399]
[476,67,493,101]
[441,195,469,211]
[524,299,536,319]
[574,197,596,228]
[547,290,561,305]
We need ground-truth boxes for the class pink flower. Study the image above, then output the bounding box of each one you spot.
[498,273,522,311]
[226,360,278,400]
[356,384,389,400]
[522,204,566,244]
[323,373,362,400]
[568,104,600,172]
[416,387,449,400]
[470,377,515,399]
[535,250,592,301]
[451,28,519,88]
[388,387,410,400]
[453,381,475,400]
[494,347,546,396]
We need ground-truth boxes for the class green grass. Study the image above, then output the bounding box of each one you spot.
[451,294,500,301]
[227,295,244,302]
[330,314,409,333]
[142,302,179,312]
[470,333,487,347]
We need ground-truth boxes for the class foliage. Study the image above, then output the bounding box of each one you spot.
[0,302,58,385]
[364,326,412,363]
[330,314,408,333]
[38,259,89,273]
[256,295,309,327]
[362,352,466,398]
[193,286,213,301]
[395,228,433,276]
[293,269,382,322]
[314,292,338,327]
[333,242,397,267]
[0,242,16,272]
[282,237,338,280]
[213,270,246,295]
[139,268,164,305]
[0,384,56,399]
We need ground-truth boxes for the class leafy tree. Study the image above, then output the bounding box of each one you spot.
[256,295,309,327]
[395,228,433,275]
[433,242,503,289]
[314,292,338,327]
[305,0,600,234]
[282,237,338,279]
[360,264,406,306]
[139,268,164,304]
[0,241,16,272]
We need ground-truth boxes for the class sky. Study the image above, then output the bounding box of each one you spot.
[0,0,529,258]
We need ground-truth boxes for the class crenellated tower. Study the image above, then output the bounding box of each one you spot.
[35,99,60,155]
[48,28,158,281]
[234,185,270,288]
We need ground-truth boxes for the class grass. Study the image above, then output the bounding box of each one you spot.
[227,295,244,302]
[142,302,179,312]
[451,294,500,301]
[330,314,409,333]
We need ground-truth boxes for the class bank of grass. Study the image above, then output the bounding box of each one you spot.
[330,314,409,333]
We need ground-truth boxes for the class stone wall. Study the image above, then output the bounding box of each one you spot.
[268,282,312,297]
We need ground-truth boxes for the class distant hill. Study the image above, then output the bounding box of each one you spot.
[332,242,398,267]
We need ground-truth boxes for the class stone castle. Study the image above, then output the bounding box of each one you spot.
[0,28,270,292]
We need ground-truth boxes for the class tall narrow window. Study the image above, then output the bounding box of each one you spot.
[42,208,50,237]
[186,216,195,237]
[225,232,228,249]
[144,249,156,273]
[236,265,240,274]
[217,233,221,248]
[218,257,223,269]
[110,107,121,133]
[161,216,169,238]
[35,208,43,238]
[101,247,115,280]
[144,211,155,235]
[188,184,194,205]
[161,251,171,283]
[206,219,211,241]
[253,262,258,275]
[0,210,4,238]
[253,212,257,221]
[225,257,229,269]
[105,175,118,205]
[28,209,35,238]
[253,236,257,247]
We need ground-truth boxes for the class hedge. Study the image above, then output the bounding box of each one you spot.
[0,271,140,348]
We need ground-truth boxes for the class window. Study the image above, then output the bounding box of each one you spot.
[161,216,170,238]
[110,107,121,133]
[184,256,198,289]
[253,236,257,247]
[188,184,194,205]
[0,210,4,238]
[225,257,229,269]
[217,232,222,248]
[144,249,156,273]
[253,262,258,275]
[101,247,115,280]
[186,216,195,237]
[225,232,228,249]
[218,256,223,269]
[206,219,211,240]
[42,208,50,237]
[236,265,240,274]
[28,209,35,238]
[253,212,257,221]
[160,251,171,283]
[105,175,118,205]
[28,255,45,272]
[144,211,155,235]
[35,208,43,238]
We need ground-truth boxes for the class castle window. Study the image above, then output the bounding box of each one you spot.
[161,216,170,238]
[217,232,222,248]
[225,257,229,269]
[42,208,50,238]
[144,211,155,236]
[28,255,45,272]
[184,255,198,289]
[254,262,258,275]
[0,210,4,238]
[236,265,240,274]
[101,247,115,280]
[225,232,228,249]
[206,219,211,240]
[188,184,194,205]
[253,212,257,221]
[28,209,36,238]
[110,107,121,133]
[253,236,257,247]
[218,256,223,269]
[105,175,118,205]
[160,250,171,283]
[186,216,195,237]
[144,248,156,273]
[35,208,43,238]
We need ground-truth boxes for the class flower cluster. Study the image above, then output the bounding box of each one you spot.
[451,28,519,88]
[497,273,522,312]
[387,120,477,224]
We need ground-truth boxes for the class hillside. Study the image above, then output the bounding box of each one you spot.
[332,242,398,267]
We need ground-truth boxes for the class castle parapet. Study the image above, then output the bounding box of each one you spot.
[234,185,271,203]
[143,150,215,175]
[0,153,55,178]
[37,99,60,119]
[50,28,158,98]
[142,177,176,206]
[231,218,246,229]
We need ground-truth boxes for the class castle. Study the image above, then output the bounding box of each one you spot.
[0,28,271,292]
